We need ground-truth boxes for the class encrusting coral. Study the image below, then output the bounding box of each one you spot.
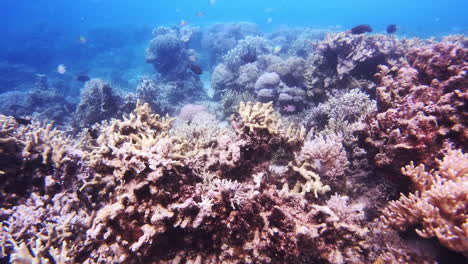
[303,32,412,97]
[381,147,468,254]
[364,38,467,175]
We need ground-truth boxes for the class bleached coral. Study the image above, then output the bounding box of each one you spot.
[235,101,279,135]
[381,147,468,253]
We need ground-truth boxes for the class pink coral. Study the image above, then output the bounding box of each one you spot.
[365,40,467,175]
[178,104,207,122]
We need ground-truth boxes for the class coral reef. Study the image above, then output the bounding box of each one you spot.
[303,32,412,97]
[303,88,377,136]
[0,115,76,208]
[1,101,420,264]
[73,78,136,129]
[381,147,468,253]
[0,89,74,125]
[136,76,205,115]
[364,40,467,174]
[145,26,194,78]
[1,21,467,264]
[143,26,205,114]
[202,22,260,67]
[211,37,308,113]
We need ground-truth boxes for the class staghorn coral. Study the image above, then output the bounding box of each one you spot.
[364,40,467,174]
[381,147,468,253]
[84,101,186,179]
[0,115,76,206]
[287,133,348,197]
[1,192,90,264]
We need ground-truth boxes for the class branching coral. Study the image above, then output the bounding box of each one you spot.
[287,133,348,197]
[0,115,76,206]
[84,101,190,179]
[381,147,468,253]
[235,101,280,135]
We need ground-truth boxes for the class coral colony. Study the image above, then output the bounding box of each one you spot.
[0,24,467,264]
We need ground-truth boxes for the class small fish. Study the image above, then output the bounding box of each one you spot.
[350,24,372,34]
[188,64,203,75]
[282,104,296,113]
[88,128,98,139]
[57,64,67,74]
[14,116,31,125]
[195,11,205,17]
[75,73,90,82]
[180,20,187,26]
[266,17,273,24]
[79,36,87,44]
[273,45,282,54]
[386,24,397,34]
[188,55,197,62]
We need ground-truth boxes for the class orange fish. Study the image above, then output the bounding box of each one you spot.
[180,20,187,26]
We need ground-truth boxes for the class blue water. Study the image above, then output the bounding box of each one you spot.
[0,0,466,92]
